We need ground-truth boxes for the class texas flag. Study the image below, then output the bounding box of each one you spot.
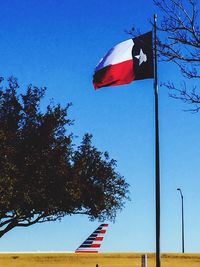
[93,31,154,90]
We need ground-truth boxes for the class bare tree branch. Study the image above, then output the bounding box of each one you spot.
[154,0,200,112]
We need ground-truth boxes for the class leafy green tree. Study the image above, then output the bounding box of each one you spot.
[0,76,129,238]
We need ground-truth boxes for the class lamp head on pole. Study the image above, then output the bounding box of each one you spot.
[177,188,183,198]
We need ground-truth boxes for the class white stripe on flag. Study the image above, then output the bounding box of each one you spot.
[95,39,134,71]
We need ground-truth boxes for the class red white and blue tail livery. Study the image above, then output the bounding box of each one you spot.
[75,224,108,253]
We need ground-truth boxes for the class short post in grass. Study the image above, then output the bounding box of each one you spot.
[141,254,147,267]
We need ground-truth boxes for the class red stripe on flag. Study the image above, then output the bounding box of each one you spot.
[100,230,106,234]
[93,59,135,89]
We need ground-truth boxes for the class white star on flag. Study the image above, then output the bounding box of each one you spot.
[135,49,147,65]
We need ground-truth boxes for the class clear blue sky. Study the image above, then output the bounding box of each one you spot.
[0,0,200,253]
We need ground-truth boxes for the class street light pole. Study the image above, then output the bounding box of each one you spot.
[177,188,185,253]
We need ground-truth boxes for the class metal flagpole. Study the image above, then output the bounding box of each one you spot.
[153,14,161,267]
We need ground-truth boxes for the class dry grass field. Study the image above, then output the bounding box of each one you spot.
[0,252,200,267]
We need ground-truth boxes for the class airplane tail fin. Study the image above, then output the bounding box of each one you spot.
[75,224,108,253]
